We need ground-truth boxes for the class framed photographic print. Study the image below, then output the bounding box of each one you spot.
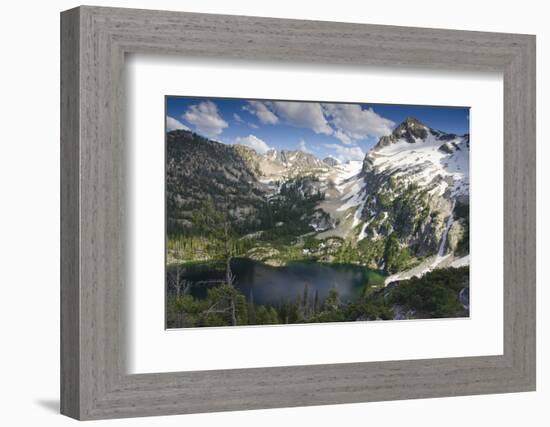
[164,96,471,329]
[61,6,536,420]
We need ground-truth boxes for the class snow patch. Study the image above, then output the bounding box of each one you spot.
[369,133,469,198]
[450,255,470,268]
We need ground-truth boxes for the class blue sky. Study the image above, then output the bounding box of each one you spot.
[166,96,469,162]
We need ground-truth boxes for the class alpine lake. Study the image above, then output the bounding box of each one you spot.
[174,258,387,306]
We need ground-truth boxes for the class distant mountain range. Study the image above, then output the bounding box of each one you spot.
[166,117,469,274]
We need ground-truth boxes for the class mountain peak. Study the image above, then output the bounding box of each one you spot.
[404,116,426,127]
[391,116,429,143]
[395,116,428,132]
[262,148,326,171]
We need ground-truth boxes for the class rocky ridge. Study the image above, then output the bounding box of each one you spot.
[166,116,470,274]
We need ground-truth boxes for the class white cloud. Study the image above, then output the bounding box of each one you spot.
[243,100,333,135]
[269,101,332,135]
[323,104,394,142]
[243,101,279,125]
[333,129,353,145]
[233,113,243,123]
[242,100,395,149]
[183,100,228,137]
[248,122,259,129]
[166,116,190,132]
[235,134,271,155]
[324,143,365,162]
[297,139,312,154]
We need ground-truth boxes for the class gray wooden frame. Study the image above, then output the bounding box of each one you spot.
[60,5,536,421]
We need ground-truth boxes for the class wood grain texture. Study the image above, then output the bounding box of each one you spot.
[60,7,80,419]
[60,5,536,420]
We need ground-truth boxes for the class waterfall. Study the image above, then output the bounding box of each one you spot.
[385,199,459,285]
[437,199,456,257]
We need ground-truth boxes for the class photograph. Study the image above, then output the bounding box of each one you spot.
[165,97,470,328]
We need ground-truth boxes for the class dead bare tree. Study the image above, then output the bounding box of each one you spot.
[169,264,192,297]
[223,194,237,326]
[204,300,232,316]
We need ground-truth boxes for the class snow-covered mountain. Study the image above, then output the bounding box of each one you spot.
[367,117,469,200]
[302,118,469,244]
[234,117,469,262]
[342,117,469,268]
[167,118,469,275]
[359,118,470,276]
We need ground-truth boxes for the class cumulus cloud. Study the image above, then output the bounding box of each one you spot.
[324,143,365,162]
[243,101,279,125]
[166,116,190,132]
[243,100,333,135]
[323,103,394,142]
[235,134,271,155]
[269,101,332,135]
[183,100,228,137]
[333,129,353,145]
[233,113,243,123]
[241,100,395,150]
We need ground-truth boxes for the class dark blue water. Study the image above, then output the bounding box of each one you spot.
[179,258,385,305]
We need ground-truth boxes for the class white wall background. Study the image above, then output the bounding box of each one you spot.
[0,0,546,425]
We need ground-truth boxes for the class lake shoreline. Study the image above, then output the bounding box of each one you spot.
[167,257,387,305]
